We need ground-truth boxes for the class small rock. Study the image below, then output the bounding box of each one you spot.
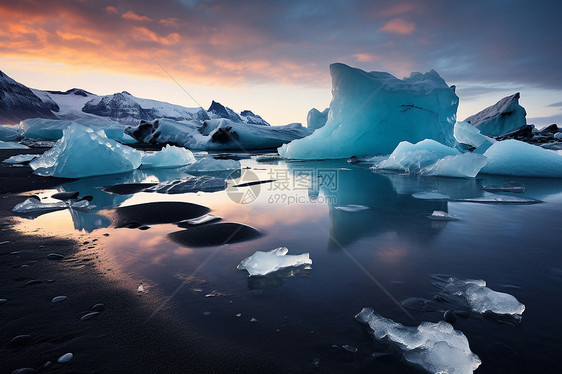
[43,361,52,368]
[235,313,241,317]
[47,253,64,260]
[342,345,358,353]
[0,298,7,304]
[103,233,109,237]
[312,358,320,367]
[91,303,105,312]
[250,318,258,322]
[52,296,67,303]
[371,352,391,358]
[138,225,150,230]
[0,240,9,245]
[10,335,32,346]
[443,310,457,323]
[455,310,471,318]
[23,280,43,287]
[79,195,94,202]
[81,312,100,321]
[57,353,73,363]
[202,311,211,316]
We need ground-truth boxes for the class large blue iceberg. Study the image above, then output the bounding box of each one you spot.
[279,63,459,159]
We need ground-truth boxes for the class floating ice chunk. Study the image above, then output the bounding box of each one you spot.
[334,204,369,212]
[3,154,37,164]
[412,192,450,200]
[355,308,481,374]
[432,275,525,316]
[481,139,562,177]
[176,213,221,226]
[279,63,458,159]
[464,93,527,137]
[452,194,540,205]
[307,107,329,130]
[252,153,282,162]
[12,197,90,214]
[428,211,458,221]
[453,121,495,148]
[145,176,226,194]
[29,123,142,178]
[0,140,29,149]
[482,181,525,193]
[19,118,135,143]
[141,144,195,168]
[237,247,312,276]
[421,153,487,178]
[0,125,20,142]
[183,156,240,172]
[376,139,459,173]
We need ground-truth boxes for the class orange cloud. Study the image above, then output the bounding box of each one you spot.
[159,18,178,27]
[353,53,380,62]
[122,10,152,22]
[105,6,119,15]
[379,18,416,35]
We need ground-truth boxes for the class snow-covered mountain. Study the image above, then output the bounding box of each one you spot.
[0,70,269,127]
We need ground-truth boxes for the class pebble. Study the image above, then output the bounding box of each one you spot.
[250,318,258,322]
[202,311,211,316]
[235,313,241,317]
[79,195,94,201]
[10,335,32,346]
[138,225,150,230]
[52,296,67,303]
[312,358,320,367]
[47,253,64,260]
[444,310,456,323]
[342,345,358,353]
[91,303,105,312]
[12,368,35,374]
[81,312,100,321]
[57,353,73,363]
[103,233,109,237]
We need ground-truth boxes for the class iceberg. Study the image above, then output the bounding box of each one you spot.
[183,156,240,172]
[0,140,29,149]
[307,107,329,130]
[29,123,142,178]
[12,197,90,214]
[432,275,525,316]
[279,63,458,159]
[453,121,494,149]
[421,153,487,178]
[140,144,195,169]
[3,154,37,164]
[464,93,527,137]
[237,247,312,276]
[18,118,136,143]
[481,139,562,177]
[355,308,481,374]
[125,118,311,150]
[0,125,20,141]
[376,139,460,173]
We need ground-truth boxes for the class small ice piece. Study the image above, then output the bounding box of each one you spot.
[250,317,258,322]
[376,139,460,173]
[12,197,90,214]
[412,192,450,200]
[433,276,525,316]
[3,154,37,164]
[342,345,358,353]
[144,176,227,194]
[0,140,29,149]
[29,123,142,178]
[452,195,540,205]
[140,144,196,168]
[481,139,562,177]
[57,353,73,363]
[237,247,312,276]
[421,153,487,178]
[482,181,525,193]
[183,156,241,172]
[176,213,221,226]
[428,211,458,221]
[334,204,369,212]
[52,296,67,303]
[355,308,481,374]
[453,121,495,148]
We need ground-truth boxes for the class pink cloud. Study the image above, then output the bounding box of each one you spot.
[379,18,416,35]
[105,6,118,15]
[122,10,152,22]
[380,3,417,17]
[353,53,380,62]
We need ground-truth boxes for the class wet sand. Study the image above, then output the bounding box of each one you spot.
[0,149,285,373]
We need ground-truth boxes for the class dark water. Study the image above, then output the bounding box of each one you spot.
[15,157,562,373]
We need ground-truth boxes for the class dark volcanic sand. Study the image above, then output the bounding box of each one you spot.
[0,149,284,374]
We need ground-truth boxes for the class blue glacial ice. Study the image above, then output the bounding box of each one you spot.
[140,144,195,169]
[355,308,481,374]
[421,153,487,178]
[29,123,142,178]
[0,140,29,149]
[464,93,527,137]
[453,121,495,149]
[0,125,20,141]
[376,139,460,172]
[307,107,329,130]
[279,63,458,159]
[183,156,240,172]
[237,247,312,276]
[3,154,37,164]
[481,139,562,177]
[125,118,312,150]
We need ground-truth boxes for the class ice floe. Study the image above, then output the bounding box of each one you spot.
[140,144,195,168]
[0,140,29,149]
[2,154,37,164]
[183,156,240,172]
[12,197,90,214]
[237,247,312,276]
[144,176,226,194]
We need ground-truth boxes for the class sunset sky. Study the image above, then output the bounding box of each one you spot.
[1,0,561,126]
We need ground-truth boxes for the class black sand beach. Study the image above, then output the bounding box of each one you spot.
[0,148,285,374]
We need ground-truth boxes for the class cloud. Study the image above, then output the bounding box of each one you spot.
[379,18,416,35]
[547,101,562,107]
[353,53,379,63]
[105,6,119,15]
[122,10,152,22]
